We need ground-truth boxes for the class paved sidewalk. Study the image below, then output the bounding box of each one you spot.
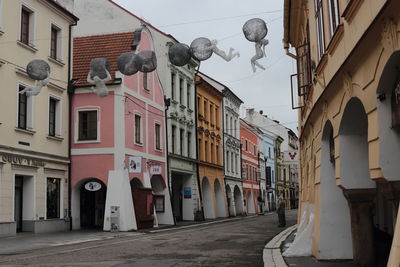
[263,225,354,267]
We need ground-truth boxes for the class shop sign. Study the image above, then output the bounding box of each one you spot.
[0,153,45,167]
[129,156,142,173]
[85,181,102,191]
[150,165,162,175]
[184,187,192,199]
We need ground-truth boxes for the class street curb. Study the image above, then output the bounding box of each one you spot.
[148,214,259,233]
[263,224,297,267]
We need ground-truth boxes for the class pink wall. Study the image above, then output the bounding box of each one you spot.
[71,154,114,187]
[71,92,115,149]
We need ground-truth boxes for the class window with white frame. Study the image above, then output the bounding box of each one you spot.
[20,5,35,46]
[49,97,61,137]
[155,123,161,150]
[50,24,62,61]
[143,73,150,91]
[18,84,33,130]
[328,0,340,36]
[78,110,98,141]
[134,114,142,144]
[171,72,175,100]
[0,0,4,33]
[315,0,325,60]
[187,132,192,157]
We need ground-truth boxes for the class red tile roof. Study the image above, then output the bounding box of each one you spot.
[73,32,134,87]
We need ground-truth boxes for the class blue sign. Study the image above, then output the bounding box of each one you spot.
[183,187,192,199]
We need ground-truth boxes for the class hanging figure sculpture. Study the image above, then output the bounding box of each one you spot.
[20,60,51,96]
[242,18,269,72]
[251,38,269,72]
[210,39,240,62]
[87,58,112,97]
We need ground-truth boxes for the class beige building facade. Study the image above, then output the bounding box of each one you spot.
[0,0,77,236]
[284,0,400,265]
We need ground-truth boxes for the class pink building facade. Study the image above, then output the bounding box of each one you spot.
[71,29,173,230]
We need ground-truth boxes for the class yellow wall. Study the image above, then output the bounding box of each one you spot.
[286,0,400,261]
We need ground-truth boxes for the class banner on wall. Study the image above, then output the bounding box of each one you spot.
[129,156,142,173]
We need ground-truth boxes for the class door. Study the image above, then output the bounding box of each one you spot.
[14,176,23,232]
[132,188,154,229]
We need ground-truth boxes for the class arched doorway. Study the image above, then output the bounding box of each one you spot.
[318,121,352,259]
[233,185,243,215]
[375,51,400,266]
[79,178,107,229]
[130,178,154,229]
[247,190,255,214]
[226,185,235,216]
[214,179,225,218]
[339,97,376,266]
[202,177,214,219]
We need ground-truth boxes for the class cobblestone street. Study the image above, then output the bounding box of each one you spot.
[0,211,297,267]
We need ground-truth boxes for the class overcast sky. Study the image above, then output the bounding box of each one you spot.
[113,0,297,132]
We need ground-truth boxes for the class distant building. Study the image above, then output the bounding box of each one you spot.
[0,0,78,236]
[240,119,261,215]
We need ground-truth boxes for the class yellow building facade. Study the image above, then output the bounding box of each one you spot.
[196,73,228,219]
[0,0,77,236]
[284,0,400,265]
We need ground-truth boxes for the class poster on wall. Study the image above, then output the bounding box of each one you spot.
[184,187,192,199]
[150,165,162,175]
[129,156,142,173]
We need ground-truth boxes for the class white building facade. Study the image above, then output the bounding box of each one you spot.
[222,88,244,216]
[0,0,78,236]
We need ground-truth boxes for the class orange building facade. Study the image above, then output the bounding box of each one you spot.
[196,74,228,219]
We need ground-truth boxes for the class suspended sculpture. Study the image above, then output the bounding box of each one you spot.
[243,18,269,72]
[168,43,192,67]
[87,58,112,97]
[19,60,51,96]
[189,37,239,63]
[117,52,139,76]
[137,50,157,73]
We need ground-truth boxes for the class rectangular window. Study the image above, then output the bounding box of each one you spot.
[180,129,184,155]
[49,98,58,136]
[235,154,238,173]
[204,100,207,120]
[211,142,214,163]
[199,138,202,160]
[205,140,208,162]
[187,132,191,157]
[268,147,271,158]
[143,73,150,91]
[79,110,97,141]
[216,144,219,165]
[254,145,257,156]
[171,125,176,153]
[155,123,161,150]
[225,114,229,132]
[18,86,27,129]
[197,96,201,114]
[47,178,60,219]
[171,72,175,100]
[226,151,229,172]
[179,78,184,104]
[210,104,213,124]
[215,107,219,127]
[245,140,248,151]
[315,0,325,60]
[328,0,340,36]
[266,166,272,186]
[187,85,191,108]
[50,25,61,60]
[20,7,31,45]
[134,114,142,144]
[154,195,165,212]
[231,152,234,172]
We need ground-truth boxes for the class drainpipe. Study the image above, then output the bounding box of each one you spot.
[221,95,230,217]
[67,20,78,231]
[163,97,176,226]
[194,77,205,220]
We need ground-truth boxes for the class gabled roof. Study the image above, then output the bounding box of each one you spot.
[73,32,134,87]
